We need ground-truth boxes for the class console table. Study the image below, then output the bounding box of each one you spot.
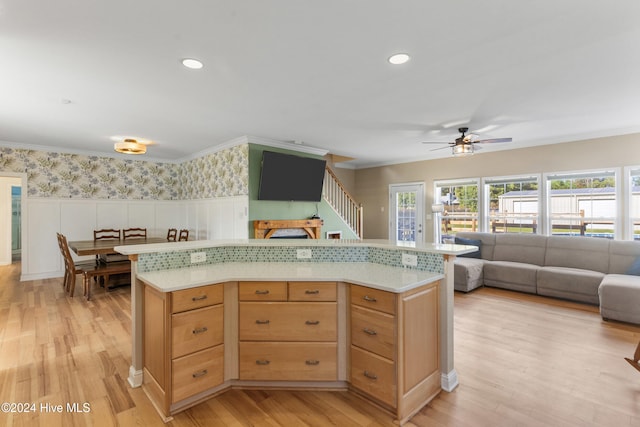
[253,219,323,239]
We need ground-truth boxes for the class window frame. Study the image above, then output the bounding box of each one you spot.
[542,168,621,239]
[433,177,481,239]
[482,174,541,234]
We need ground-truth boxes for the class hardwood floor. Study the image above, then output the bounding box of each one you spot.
[1,262,639,426]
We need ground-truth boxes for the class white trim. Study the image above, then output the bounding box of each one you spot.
[542,167,621,239]
[481,174,542,234]
[389,182,425,244]
[441,370,459,392]
[128,366,144,388]
[0,134,329,165]
[0,140,177,164]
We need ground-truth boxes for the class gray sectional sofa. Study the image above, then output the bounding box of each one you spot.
[453,232,640,324]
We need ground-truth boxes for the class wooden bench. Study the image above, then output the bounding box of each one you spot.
[83,260,131,300]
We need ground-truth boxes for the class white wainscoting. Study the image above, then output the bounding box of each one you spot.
[21,196,248,281]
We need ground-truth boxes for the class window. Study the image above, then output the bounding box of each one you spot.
[629,167,640,241]
[484,176,539,234]
[545,170,618,239]
[434,179,479,240]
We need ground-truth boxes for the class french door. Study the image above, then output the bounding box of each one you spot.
[389,183,424,244]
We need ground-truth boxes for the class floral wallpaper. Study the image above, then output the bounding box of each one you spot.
[0,144,249,200]
[179,144,248,199]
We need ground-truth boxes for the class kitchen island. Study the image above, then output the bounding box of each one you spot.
[116,239,475,424]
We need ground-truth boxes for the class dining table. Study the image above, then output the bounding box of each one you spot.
[68,237,168,257]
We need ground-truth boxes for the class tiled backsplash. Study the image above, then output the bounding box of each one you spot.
[137,244,444,274]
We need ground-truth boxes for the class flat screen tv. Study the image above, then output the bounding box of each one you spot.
[258,151,327,202]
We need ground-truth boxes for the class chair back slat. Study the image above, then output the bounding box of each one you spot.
[123,228,147,240]
[94,229,121,241]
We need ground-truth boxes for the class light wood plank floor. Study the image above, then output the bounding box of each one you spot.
[1,262,639,426]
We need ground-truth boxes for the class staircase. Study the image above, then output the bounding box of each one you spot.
[323,166,363,238]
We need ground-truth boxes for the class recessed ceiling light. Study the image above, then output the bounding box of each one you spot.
[182,58,204,69]
[388,53,410,65]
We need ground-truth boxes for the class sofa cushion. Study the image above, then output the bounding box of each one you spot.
[599,274,640,324]
[537,266,604,304]
[456,232,495,260]
[483,260,539,294]
[544,235,610,274]
[455,237,481,258]
[492,234,547,265]
[454,258,485,292]
[627,258,640,276]
[609,240,640,274]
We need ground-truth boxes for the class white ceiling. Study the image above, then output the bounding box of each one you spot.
[1,1,639,168]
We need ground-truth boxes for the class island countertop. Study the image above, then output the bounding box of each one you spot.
[116,238,477,256]
[137,261,443,294]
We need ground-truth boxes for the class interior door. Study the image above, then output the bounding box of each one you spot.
[389,183,424,244]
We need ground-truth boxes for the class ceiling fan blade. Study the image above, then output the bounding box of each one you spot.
[422,141,451,144]
[429,145,452,152]
[476,137,512,144]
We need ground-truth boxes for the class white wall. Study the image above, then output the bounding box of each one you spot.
[0,176,23,265]
[21,195,249,281]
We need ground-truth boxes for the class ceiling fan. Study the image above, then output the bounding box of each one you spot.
[422,127,512,156]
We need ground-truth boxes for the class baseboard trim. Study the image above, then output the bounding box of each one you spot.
[128,366,143,388]
[441,369,459,392]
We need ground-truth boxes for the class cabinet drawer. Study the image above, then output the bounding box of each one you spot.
[172,284,223,313]
[350,345,396,408]
[172,345,224,403]
[239,302,336,342]
[351,304,395,360]
[288,282,337,302]
[351,285,396,315]
[239,342,337,381]
[172,304,224,358]
[239,281,287,301]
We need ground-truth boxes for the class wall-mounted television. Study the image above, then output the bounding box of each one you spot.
[258,151,327,202]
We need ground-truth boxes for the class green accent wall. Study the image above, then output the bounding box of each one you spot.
[248,144,357,239]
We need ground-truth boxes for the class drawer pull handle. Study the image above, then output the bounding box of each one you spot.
[255,290,270,295]
[363,328,377,336]
[363,295,377,303]
[305,320,320,325]
[256,359,270,365]
[191,295,208,301]
[363,370,378,380]
[192,327,208,335]
[305,360,320,366]
[305,289,320,294]
[192,369,208,378]
[255,319,270,325]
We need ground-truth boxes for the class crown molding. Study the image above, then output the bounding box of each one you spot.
[0,140,177,164]
[0,134,330,166]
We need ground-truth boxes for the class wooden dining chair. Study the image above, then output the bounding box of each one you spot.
[167,228,178,242]
[94,228,121,240]
[83,260,131,301]
[178,229,189,241]
[57,233,96,297]
[123,228,147,240]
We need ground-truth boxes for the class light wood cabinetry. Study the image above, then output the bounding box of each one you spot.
[238,281,338,381]
[349,282,441,424]
[142,283,224,419]
[142,278,440,425]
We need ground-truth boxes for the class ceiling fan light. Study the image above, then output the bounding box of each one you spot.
[452,144,473,156]
[114,139,147,155]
